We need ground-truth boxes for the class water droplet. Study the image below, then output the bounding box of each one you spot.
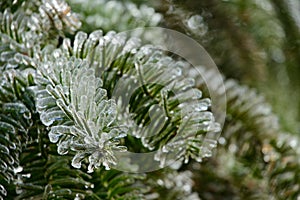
[74,193,85,200]
[218,137,226,145]
[187,15,203,29]
[229,144,237,153]
[289,138,298,148]
[49,126,71,143]
[114,132,127,139]
[9,142,16,150]
[172,67,182,77]
[22,173,31,178]
[196,98,211,111]
[182,78,195,90]
[104,163,110,170]
[186,15,208,36]
[13,166,23,174]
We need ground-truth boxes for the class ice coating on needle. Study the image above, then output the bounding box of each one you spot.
[33,52,127,172]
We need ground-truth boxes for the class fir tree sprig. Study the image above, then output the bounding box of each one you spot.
[193,77,300,199]
[0,69,35,198]
[1,0,299,199]
[67,0,162,33]
[56,30,220,167]
[30,52,128,172]
[0,0,81,71]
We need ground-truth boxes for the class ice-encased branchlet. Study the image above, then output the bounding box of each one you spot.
[223,80,300,197]
[0,9,35,70]
[68,0,162,32]
[147,170,200,200]
[0,0,80,71]
[32,53,127,172]
[224,79,279,138]
[136,46,220,165]
[0,69,35,199]
[43,30,220,167]
[39,0,81,34]
[60,30,141,71]
[203,77,300,198]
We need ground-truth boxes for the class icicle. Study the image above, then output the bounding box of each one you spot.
[49,126,70,143]
[71,152,86,169]
[74,31,88,58]
[0,51,14,62]
[0,121,15,134]
[0,184,7,196]
[2,103,30,116]
[40,110,66,126]
[36,96,56,111]
[57,140,70,155]
[175,89,202,102]
[0,144,9,155]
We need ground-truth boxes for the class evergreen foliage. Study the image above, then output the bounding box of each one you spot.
[0,0,299,199]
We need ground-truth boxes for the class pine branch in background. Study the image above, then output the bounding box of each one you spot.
[191,75,300,199]
[157,0,300,133]
[271,0,300,85]
[0,69,35,198]
[144,168,200,200]
[155,0,268,82]
[67,0,162,33]
[221,79,300,199]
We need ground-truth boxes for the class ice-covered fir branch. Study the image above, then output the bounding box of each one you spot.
[145,169,200,200]
[57,30,220,167]
[0,69,36,198]
[222,80,300,199]
[30,51,127,172]
[128,46,220,165]
[194,74,300,199]
[67,0,162,33]
[0,0,80,70]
